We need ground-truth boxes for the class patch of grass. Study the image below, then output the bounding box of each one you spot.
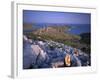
[63,41,78,47]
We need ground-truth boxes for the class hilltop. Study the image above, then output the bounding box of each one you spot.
[33,26,81,41]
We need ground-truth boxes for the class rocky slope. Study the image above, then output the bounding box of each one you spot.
[23,35,90,69]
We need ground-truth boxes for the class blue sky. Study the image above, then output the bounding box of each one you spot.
[23,10,91,24]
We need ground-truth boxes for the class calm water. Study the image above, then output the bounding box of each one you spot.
[67,24,91,35]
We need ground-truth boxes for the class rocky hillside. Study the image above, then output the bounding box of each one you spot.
[23,35,90,69]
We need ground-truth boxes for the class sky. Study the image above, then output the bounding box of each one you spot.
[23,10,91,24]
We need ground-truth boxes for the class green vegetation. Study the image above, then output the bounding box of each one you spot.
[79,33,91,54]
[63,41,79,47]
[80,33,91,45]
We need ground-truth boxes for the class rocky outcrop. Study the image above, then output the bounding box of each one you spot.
[23,35,49,69]
[23,35,90,69]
